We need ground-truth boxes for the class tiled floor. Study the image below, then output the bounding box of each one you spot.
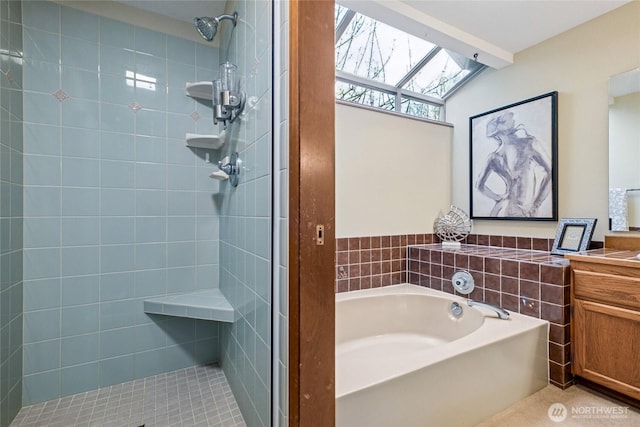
[10,364,246,427]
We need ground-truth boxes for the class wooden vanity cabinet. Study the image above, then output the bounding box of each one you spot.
[569,257,640,400]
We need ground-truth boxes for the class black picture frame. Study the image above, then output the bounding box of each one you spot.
[469,91,558,220]
[551,218,597,255]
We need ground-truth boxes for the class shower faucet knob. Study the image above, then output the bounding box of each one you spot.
[217,152,241,187]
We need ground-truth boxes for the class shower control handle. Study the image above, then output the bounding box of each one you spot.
[218,152,241,187]
[451,270,474,294]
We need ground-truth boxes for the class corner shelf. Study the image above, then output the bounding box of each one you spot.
[143,289,235,322]
[185,81,212,100]
[185,132,225,150]
[209,170,229,181]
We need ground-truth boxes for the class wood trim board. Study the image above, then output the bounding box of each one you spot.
[288,1,336,425]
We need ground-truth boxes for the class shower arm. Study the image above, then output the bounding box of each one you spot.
[216,12,238,27]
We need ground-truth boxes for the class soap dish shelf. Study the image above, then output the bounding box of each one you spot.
[185,132,225,150]
[185,81,212,100]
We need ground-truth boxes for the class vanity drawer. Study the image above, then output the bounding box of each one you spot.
[573,268,640,311]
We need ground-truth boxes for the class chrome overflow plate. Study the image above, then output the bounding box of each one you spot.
[452,270,474,294]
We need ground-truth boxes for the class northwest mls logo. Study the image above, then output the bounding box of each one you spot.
[548,403,568,422]
[548,403,629,422]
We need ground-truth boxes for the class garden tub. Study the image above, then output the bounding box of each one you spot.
[336,284,549,427]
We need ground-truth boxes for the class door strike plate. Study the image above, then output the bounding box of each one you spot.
[316,225,325,245]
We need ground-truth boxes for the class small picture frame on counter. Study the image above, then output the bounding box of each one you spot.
[551,218,597,255]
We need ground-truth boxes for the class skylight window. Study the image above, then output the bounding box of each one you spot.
[335,4,485,121]
[336,11,436,84]
[401,49,476,98]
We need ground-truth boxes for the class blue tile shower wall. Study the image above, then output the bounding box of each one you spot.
[277,2,290,426]
[0,1,23,424]
[218,1,273,426]
[21,2,224,405]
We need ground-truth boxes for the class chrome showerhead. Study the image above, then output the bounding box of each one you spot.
[193,12,238,41]
[193,16,217,41]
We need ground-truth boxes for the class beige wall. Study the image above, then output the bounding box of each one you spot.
[447,1,640,241]
[335,103,452,237]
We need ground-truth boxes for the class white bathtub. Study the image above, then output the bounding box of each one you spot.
[336,284,549,427]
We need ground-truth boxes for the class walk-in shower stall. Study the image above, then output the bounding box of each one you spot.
[0,0,286,426]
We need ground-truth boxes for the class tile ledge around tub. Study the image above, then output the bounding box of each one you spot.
[410,243,571,266]
[143,289,235,322]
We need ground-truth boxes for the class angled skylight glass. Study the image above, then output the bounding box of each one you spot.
[401,49,483,98]
[335,4,486,121]
[335,10,436,84]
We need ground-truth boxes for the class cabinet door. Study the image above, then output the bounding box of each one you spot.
[573,299,640,399]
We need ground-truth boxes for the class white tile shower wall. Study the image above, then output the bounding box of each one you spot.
[0,0,24,425]
[218,1,273,427]
[21,2,224,405]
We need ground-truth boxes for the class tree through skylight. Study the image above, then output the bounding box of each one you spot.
[334,4,485,121]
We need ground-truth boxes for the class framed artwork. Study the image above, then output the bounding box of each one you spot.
[469,91,558,220]
[551,218,597,255]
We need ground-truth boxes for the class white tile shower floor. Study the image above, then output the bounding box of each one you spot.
[10,364,246,427]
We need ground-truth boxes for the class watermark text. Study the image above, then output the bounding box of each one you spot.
[548,403,629,422]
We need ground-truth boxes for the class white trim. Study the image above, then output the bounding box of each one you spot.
[336,71,445,106]
[336,100,453,128]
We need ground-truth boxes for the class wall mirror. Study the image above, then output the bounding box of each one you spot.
[608,68,640,231]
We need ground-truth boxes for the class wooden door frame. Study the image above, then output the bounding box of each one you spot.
[289,0,336,425]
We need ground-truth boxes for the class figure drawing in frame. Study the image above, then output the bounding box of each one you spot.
[470,92,557,220]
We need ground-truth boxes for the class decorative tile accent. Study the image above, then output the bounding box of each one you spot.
[52,89,69,102]
[190,111,201,121]
[128,101,141,112]
[11,364,246,427]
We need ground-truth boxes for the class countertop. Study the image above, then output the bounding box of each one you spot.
[564,248,640,268]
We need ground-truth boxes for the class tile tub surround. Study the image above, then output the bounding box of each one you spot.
[334,234,574,388]
[334,232,569,294]
[464,234,555,251]
[464,234,603,251]
[335,234,435,293]
[407,244,572,388]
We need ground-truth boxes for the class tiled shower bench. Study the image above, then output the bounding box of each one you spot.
[143,289,236,322]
